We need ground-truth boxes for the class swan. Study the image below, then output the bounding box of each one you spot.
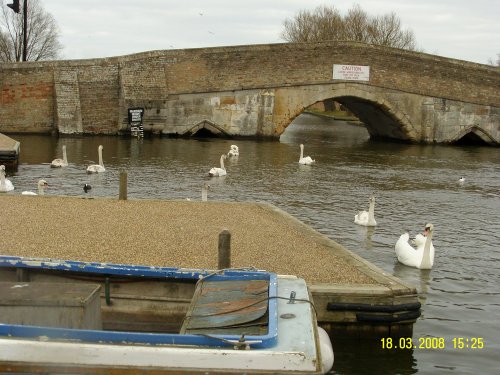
[354,195,377,226]
[299,144,315,165]
[22,179,48,196]
[227,145,239,157]
[395,223,435,269]
[208,154,227,177]
[86,145,105,173]
[202,183,211,201]
[50,145,68,168]
[0,165,14,192]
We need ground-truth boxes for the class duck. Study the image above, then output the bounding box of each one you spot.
[22,179,48,196]
[227,145,239,157]
[86,145,105,173]
[208,154,227,177]
[0,165,14,192]
[83,184,92,193]
[299,144,315,165]
[354,195,377,226]
[50,145,68,168]
[395,223,435,269]
[458,177,465,184]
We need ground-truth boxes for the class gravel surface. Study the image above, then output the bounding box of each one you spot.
[0,195,376,285]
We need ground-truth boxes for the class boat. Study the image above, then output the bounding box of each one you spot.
[0,255,334,374]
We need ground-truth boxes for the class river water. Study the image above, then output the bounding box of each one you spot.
[3,114,499,374]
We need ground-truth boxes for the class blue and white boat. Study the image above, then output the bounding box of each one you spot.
[0,255,333,374]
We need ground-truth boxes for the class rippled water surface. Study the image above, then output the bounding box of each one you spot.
[3,114,500,374]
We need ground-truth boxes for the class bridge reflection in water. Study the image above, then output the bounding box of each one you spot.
[5,114,500,375]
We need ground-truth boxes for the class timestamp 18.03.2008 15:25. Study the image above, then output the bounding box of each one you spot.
[380,337,485,350]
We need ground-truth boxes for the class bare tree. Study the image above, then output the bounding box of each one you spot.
[0,0,62,62]
[487,54,499,66]
[281,4,418,51]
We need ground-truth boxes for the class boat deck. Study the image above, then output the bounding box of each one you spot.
[0,195,420,338]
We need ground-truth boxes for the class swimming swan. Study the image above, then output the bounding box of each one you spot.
[395,223,435,269]
[86,145,105,173]
[208,154,227,177]
[22,179,48,196]
[0,165,14,192]
[299,144,315,165]
[227,145,239,157]
[354,195,377,226]
[51,145,68,168]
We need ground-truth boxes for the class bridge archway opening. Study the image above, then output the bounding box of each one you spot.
[182,120,230,138]
[297,95,414,142]
[452,126,495,146]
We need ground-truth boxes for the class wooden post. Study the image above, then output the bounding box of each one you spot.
[119,171,127,200]
[218,229,231,269]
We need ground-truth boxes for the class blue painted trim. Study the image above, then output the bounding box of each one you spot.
[0,256,278,348]
[0,255,269,281]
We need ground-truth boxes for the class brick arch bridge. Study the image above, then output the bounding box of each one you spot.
[0,41,498,145]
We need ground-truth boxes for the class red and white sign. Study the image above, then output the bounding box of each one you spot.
[332,65,370,81]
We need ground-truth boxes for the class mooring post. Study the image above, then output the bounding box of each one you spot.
[119,170,128,200]
[218,229,231,269]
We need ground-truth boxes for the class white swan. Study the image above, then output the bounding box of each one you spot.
[202,183,211,201]
[208,154,227,177]
[22,179,48,196]
[0,165,14,192]
[395,223,435,269]
[86,145,105,173]
[299,144,315,165]
[227,145,239,157]
[354,195,377,226]
[50,145,68,168]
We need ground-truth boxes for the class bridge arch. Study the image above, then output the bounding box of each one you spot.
[450,125,498,145]
[279,85,418,142]
[181,120,230,138]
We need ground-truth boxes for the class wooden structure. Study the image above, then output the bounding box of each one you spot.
[0,133,20,171]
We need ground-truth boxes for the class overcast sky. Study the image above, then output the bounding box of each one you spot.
[38,0,499,65]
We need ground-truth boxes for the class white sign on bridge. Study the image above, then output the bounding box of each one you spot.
[333,65,370,81]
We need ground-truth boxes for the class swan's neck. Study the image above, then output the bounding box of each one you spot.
[98,148,104,167]
[62,146,67,163]
[38,184,45,195]
[368,199,375,220]
[420,231,433,268]
[0,172,5,187]
[300,145,304,159]
[220,156,225,170]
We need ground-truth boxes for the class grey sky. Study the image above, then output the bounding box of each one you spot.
[39,0,499,64]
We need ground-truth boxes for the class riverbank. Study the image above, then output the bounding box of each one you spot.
[304,109,361,123]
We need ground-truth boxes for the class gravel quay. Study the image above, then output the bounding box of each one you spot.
[0,195,377,285]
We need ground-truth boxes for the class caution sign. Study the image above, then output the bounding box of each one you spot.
[332,65,370,81]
